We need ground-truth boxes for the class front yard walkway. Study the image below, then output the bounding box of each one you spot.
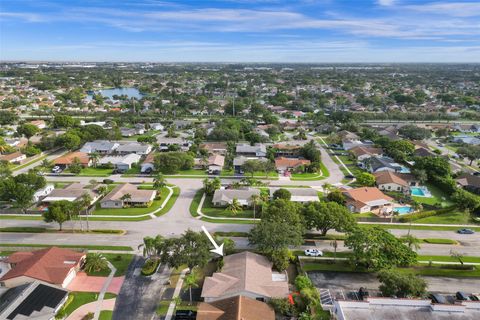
[67,272,125,294]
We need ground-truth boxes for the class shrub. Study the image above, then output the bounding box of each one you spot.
[81,312,94,320]
[141,258,159,276]
[398,206,454,222]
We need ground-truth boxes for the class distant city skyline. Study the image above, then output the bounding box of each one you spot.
[1,0,479,62]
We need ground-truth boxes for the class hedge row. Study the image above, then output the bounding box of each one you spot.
[398,206,455,222]
[141,258,160,276]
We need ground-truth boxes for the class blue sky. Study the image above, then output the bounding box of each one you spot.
[1,0,479,62]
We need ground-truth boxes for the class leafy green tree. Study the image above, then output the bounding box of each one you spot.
[326,189,346,205]
[43,200,74,230]
[413,156,451,179]
[270,248,293,272]
[84,253,109,273]
[242,160,261,177]
[272,188,291,201]
[203,177,221,196]
[452,189,480,213]
[345,227,417,270]
[457,146,480,165]
[262,199,303,225]
[356,172,376,187]
[52,115,79,128]
[56,132,82,150]
[398,125,432,140]
[302,201,356,236]
[17,124,39,141]
[154,152,194,174]
[400,234,422,251]
[300,140,321,163]
[88,152,100,168]
[138,235,165,258]
[377,269,427,298]
[249,220,303,253]
[153,173,166,190]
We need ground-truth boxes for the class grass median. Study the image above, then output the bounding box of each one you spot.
[0,243,133,251]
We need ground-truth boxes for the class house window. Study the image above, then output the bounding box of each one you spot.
[387,186,391,190]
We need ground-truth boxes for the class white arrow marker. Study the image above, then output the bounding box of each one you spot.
[201,225,224,256]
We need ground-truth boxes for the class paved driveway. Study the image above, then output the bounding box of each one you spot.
[67,272,124,294]
[308,271,480,294]
[112,256,171,320]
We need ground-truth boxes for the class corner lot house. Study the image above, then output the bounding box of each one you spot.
[212,188,261,206]
[0,152,26,164]
[197,295,275,320]
[201,252,289,302]
[0,247,85,288]
[140,152,155,173]
[42,183,98,203]
[342,187,394,213]
[0,281,69,320]
[100,183,157,208]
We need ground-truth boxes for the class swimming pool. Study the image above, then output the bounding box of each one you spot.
[410,186,432,197]
[394,206,413,214]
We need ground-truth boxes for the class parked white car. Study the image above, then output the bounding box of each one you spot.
[304,249,323,257]
[51,166,62,173]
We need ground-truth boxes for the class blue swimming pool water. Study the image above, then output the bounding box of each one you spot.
[411,187,425,196]
[394,206,413,214]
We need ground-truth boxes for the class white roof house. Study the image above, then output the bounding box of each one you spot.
[80,140,119,154]
[99,154,141,170]
[116,142,152,155]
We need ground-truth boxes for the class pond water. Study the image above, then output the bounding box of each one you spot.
[87,87,143,100]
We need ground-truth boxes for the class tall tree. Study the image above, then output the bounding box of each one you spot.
[43,200,74,230]
[183,270,199,305]
[377,269,427,298]
[302,201,356,236]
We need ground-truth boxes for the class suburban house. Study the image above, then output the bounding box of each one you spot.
[342,139,374,151]
[0,247,85,288]
[80,140,119,154]
[233,156,269,174]
[360,156,408,173]
[270,188,319,203]
[140,152,156,173]
[0,281,69,320]
[116,142,152,155]
[274,157,311,173]
[201,252,289,302]
[337,130,360,140]
[42,183,99,204]
[29,119,47,129]
[373,171,417,193]
[54,151,91,168]
[236,143,267,157]
[349,146,383,161]
[120,128,137,137]
[207,154,225,174]
[452,136,480,145]
[342,187,394,213]
[413,146,435,157]
[98,154,141,172]
[156,136,191,151]
[212,188,261,206]
[456,173,480,194]
[32,184,54,202]
[100,183,157,208]
[197,295,275,320]
[272,144,302,158]
[200,142,228,155]
[0,152,26,164]
[150,123,164,131]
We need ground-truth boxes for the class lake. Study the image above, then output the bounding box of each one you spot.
[87,87,143,100]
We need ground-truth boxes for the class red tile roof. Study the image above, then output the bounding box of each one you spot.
[0,247,85,285]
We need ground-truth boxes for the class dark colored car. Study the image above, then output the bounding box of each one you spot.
[429,293,447,304]
[456,291,470,301]
[457,228,475,234]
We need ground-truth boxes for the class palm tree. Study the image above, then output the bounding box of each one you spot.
[89,152,100,168]
[153,173,166,190]
[323,183,333,194]
[84,253,108,273]
[120,193,132,207]
[40,159,53,171]
[97,185,108,197]
[250,194,260,220]
[138,235,164,258]
[89,179,98,188]
[79,193,93,231]
[390,210,400,223]
[330,240,338,261]
[227,198,242,215]
[401,234,421,251]
[183,270,199,305]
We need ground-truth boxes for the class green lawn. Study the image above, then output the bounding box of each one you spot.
[220,169,279,179]
[413,210,473,225]
[291,162,330,181]
[155,187,180,217]
[77,167,114,177]
[362,223,480,232]
[189,189,204,217]
[99,310,113,320]
[60,292,117,317]
[412,183,454,207]
[201,194,255,219]
[92,186,172,216]
[86,254,134,277]
[156,301,171,316]
[11,154,49,171]
[200,217,255,224]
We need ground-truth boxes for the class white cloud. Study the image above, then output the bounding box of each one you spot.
[377,0,396,6]
[406,2,480,17]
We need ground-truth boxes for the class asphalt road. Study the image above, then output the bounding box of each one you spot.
[113,256,171,320]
